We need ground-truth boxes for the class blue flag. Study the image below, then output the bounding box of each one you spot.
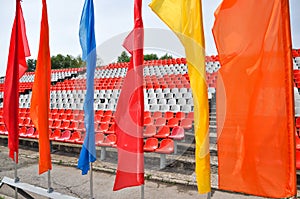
[77,0,96,175]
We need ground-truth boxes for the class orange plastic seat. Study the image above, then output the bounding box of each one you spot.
[144,137,159,152]
[152,111,162,119]
[50,129,61,140]
[61,121,70,130]
[155,138,174,154]
[55,130,71,142]
[154,117,166,127]
[99,123,109,133]
[95,133,105,146]
[76,122,85,131]
[167,118,179,128]
[51,120,61,129]
[67,121,79,131]
[67,131,81,143]
[144,126,156,138]
[154,126,170,139]
[175,112,186,119]
[99,134,117,147]
[144,111,151,118]
[19,126,27,137]
[25,127,35,138]
[180,118,193,130]
[187,112,194,119]
[144,117,153,126]
[164,112,174,120]
[106,123,115,134]
[169,126,185,140]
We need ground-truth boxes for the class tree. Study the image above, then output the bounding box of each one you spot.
[159,53,173,60]
[144,53,158,61]
[117,51,130,63]
[26,59,36,72]
[51,54,84,69]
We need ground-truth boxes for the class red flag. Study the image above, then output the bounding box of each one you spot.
[30,0,52,174]
[213,0,296,197]
[3,0,30,162]
[113,0,144,191]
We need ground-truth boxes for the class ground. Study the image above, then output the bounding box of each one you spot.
[0,144,285,199]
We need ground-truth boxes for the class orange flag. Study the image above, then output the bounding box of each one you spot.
[30,0,52,174]
[213,0,296,197]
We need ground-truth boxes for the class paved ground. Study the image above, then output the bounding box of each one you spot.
[0,144,285,199]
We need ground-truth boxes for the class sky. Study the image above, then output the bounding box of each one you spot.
[0,0,299,77]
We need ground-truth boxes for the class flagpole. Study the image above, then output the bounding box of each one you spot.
[207,192,211,199]
[14,152,19,199]
[47,170,53,193]
[90,162,94,199]
[141,185,144,199]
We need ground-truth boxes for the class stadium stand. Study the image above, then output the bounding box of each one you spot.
[0,50,300,172]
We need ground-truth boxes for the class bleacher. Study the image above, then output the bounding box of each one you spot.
[0,50,299,177]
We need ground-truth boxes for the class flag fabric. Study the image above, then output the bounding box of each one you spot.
[113,0,144,191]
[30,0,52,175]
[150,0,210,194]
[3,0,30,162]
[213,0,296,197]
[77,0,97,175]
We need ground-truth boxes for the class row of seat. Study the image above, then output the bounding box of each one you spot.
[0,125,178,155]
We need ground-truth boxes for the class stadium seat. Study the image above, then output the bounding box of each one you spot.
[156,139,174,154]
[154,126,170,139]
[106,123,115,134]
[98,123,109,134]
[144,126,156,138]
[67,131,81,143]
[95,133,105,146]
[50,129,61,140]
[180,118,193,130]
[26,127,35,138]
[19,126,27,137]
[167,118,179,128]
[152,111,162,119]
[55,130,71,142]
[99,134,117,147]
[143,137,159,152]
[144,117,153,126]
[169,126,185,140]
[154,117,167,127]
[156,138,175,169]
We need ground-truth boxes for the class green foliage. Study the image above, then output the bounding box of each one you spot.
[117,51,173,63]
[26,54,85,71]
[144,53,158,61]
[26,59,36,72]
[117,51,130,63]
[51,54,84,69]
[159,53,173,60]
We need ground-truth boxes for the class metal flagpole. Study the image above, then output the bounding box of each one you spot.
[207,192,211,199]
[90,162,94,199]
[141,185,144,199]
[47,170,53,193]
[14,152,19,199]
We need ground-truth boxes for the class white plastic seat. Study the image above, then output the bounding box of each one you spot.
[167,98,176,105]
[182,105,192,113]
[158,98,167,105]
[160,104,170,112]
[170,104,180,112]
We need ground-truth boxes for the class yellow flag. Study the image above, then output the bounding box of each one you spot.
[149,0,210,194]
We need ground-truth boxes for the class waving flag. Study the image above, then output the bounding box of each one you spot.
[30,0,52,175]
[213,0,296,197]
[150,0,210,194]
[113,0,144,191]
[3,0,30,162]
[77,0,97,175]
